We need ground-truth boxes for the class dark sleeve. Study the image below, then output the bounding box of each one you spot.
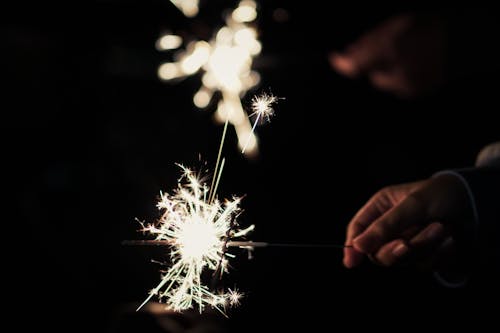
[454,167,500,269]
[435,142,500,286]
[433,166,500,286]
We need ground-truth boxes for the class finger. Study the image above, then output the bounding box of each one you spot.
[374,222,446,266]
[369,70,400,91]
[343,246,364,268]
[330,15,415,79]
[408,222,446,251]
[370,239,409,266]
[329,52,360,78]
[329,38,388,78]
[344,182,425,268]
[366,224,421,265]
[344,215,367,268]
[347,182,424,243]
[344,191,394,268]
[346,224,420,268]
[369,69,416,98]
[346,189,398,241]
[353,194,427,254]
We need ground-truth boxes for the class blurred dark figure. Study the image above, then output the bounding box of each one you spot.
[4,3,500,333]
[330,10,500,98]
[330,11,500,284]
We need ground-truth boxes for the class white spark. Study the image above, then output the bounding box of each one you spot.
[227,288,243,307]
[137,165,253,313]
[251,92,278,122]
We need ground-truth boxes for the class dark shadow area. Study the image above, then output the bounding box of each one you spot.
[3,1,499,332]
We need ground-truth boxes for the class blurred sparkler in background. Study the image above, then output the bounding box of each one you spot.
[157,0,262,156]
[169,0,199,17]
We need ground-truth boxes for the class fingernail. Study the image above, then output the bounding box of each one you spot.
[392,243,408,257]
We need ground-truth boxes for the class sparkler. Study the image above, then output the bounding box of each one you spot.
[134,88,284,314]
[142,1,266,309]
[124,240,350,249]
[135,85,282,314]
[136,164,253,314]
[241,92,279,153]
[157,0,262,156]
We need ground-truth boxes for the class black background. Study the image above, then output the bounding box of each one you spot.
[3,1,499,332]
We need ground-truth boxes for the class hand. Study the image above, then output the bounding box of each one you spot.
[344,174,473,269]
[330,14,447,98]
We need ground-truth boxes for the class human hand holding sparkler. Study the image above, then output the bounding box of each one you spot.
[344,174,473,270]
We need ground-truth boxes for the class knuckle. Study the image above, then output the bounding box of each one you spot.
[370,223,388,240]
[377,186,393,197]
[405,192,427,214]
[406,192,424,206]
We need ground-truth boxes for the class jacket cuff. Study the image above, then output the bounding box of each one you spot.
[432,167,500,286]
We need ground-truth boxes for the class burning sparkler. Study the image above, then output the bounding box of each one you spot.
[135,88,283,314]
[137,165,253,314]
[157,0,262,156]
[241,92,279,153]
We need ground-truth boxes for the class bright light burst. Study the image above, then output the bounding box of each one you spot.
[227,287,243,307]
[241,92,279,153]
[251,92,278,121]
[137,165,252,314]
[158,0,262,156]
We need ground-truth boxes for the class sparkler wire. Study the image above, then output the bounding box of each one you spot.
[209,118,229,203]
[241,112,261,154]
[123,240,351,249]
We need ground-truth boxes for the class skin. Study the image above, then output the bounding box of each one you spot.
[344,174,472,269]
[329,14,447,98]
[329,13,475,269]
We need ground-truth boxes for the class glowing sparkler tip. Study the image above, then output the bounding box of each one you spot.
[251,92,279,122]
[241,92,280,154]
